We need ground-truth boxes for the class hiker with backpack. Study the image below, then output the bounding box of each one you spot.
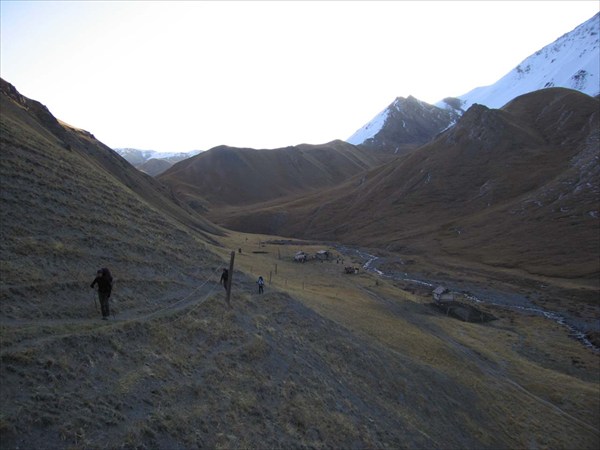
[90,268,113,320]
[257,276,264,294]
[220,268,229,291]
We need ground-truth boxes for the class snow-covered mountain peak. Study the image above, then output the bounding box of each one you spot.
[347,96,449,146]
[346,107,390,146]
[438,13,599,112]
[346,13,599,148]
[114,148,203,173]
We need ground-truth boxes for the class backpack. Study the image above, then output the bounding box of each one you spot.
[258,277,264,286]
[101,268,113,282]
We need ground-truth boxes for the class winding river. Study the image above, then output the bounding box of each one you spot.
[338,246,599,353]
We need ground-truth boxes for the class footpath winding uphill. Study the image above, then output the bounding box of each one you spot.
[2,236,599,449]
[0,267,493,450]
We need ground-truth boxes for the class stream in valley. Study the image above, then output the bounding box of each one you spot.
[337,246,599,353]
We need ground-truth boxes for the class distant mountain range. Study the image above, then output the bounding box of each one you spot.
[348,12,599,153]
[150,14,599,278]
[114,148,203,176]
[1,13,597,282]
[117,14,599,164]
[211,87,599,279]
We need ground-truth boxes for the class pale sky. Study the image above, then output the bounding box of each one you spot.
[1,1,598,152]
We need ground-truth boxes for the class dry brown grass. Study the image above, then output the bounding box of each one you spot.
[1,79,598,449]
[210,89,600,288]
[213,230,600,449]
[2,215,598,449]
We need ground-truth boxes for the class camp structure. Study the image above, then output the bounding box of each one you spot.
[315,250,330,261]
[294,251,308,263]
[433,286,454,302]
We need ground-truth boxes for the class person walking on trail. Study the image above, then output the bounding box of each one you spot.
[90,268,113,320]
[220,268,229,291]
[257,276,264,294]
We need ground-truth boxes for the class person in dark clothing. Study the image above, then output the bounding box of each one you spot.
[257,276,264,294]
[220,268,229,291]
[91,268,113,320]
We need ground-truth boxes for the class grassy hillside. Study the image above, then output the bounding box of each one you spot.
[158,141,387,212]
[138,158,173,177]
[0,78,225,322]
[1,80,598,449]
[214,234,600,450]
[2,230,599,449]
[213,89,600,281]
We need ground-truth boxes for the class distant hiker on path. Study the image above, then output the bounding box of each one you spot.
[257,276,264,294]
[220,268,229,291]
[90,268,113,320]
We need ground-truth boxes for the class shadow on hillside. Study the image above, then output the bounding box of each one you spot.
[430,301,497,323]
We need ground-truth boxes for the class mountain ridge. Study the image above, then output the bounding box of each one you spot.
[347,12,599,152]
[0,77,226,315]
[157,140,387,212]
[347,96,458,154]
[441,12,600,112]
[114,148,204,176]
[212,88,600,281]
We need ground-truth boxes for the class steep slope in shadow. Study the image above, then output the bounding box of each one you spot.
[0,78,222,239]
[216,88,599,280]
[0,78,226,319]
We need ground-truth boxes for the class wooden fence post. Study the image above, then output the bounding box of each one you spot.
[226,251,235,307]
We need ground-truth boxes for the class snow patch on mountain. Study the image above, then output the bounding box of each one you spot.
[438,13,600,111]
[115,148,202,166]
[347,108,389,145]
[346,13,599,147]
